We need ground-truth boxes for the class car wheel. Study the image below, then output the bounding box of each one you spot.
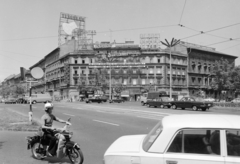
[32,100,37,104]
[181,108,185,110]
[141,102,145,106]
[147,104,151,107]
[202,108,206,111]
[172,104,177,109]
[192,106,197,111]
[160,105,164,108]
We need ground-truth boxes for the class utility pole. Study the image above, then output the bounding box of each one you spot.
[161,38,180,100]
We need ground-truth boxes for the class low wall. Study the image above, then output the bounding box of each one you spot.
[213,102,240,108]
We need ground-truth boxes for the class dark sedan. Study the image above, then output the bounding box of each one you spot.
[109,98,124,103]
[147,97,171,108]
[170,96,213,111]
[85,97,108,103]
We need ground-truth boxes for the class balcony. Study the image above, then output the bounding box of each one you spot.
[73,74,79,77]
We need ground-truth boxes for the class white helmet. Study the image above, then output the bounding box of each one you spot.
[44,102,54,111]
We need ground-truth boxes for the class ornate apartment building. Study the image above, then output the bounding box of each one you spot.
[23,40,237,101]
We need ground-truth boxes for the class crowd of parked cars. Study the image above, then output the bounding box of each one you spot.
[85,96,125,104]
[140,91,240,111]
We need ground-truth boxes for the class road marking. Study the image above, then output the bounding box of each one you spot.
[63,113,75,117]
[93,120,119,126]
[85,104,171,115]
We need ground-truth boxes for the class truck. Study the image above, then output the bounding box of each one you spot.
[140,91,168,106]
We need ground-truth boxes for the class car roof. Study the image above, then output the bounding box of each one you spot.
[162,114,240,129]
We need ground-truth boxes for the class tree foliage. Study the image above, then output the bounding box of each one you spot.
[210,58,234,91]
[229,65,240,93]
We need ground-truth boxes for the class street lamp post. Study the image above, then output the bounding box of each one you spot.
[161,38,180,100]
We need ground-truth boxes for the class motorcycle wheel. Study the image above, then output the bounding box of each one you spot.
[31,142,45,159]
[68,147,84,164]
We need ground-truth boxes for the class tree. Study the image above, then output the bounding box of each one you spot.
[210,58,234,91]
[113,83,126,97]
[14,84,26,95]
[229,65,240,94]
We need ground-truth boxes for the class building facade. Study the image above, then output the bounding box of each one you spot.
[3,40,236,101]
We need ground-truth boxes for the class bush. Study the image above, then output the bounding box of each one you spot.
[213,102,240,108]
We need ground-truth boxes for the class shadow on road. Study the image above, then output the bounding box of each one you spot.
[40,156,72,164]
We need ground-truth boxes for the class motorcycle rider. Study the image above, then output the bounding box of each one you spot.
[41,102,71,156]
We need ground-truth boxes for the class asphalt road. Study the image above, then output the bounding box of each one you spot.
[0,101,239,164]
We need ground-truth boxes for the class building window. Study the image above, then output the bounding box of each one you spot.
[192,77,195,84]
[123,79,127,85]
[123,69,127,74]
[133,69,136,74]
[74,79,78,85]
[74,70,78,74]
[182,68,185,75]
[90,59,93,63]
[198,78,202,84]
[168,67,170,74]
[149,78,154,84]
[149,68,154,74]
[157,67,162,74]
[173,67,176,75]
[74,59,78,64]
[82,59,85,64]
[132,79,137,85]
[82,70,85,74]
[142,79,146,85]
[158,58,161,63]
[89,70,92,74]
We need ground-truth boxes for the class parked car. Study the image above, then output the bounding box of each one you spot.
[170,96,213,111]
[147,96,171,108]
[109,98,124,103]
[231,98,240,103]
[104,114,240,164]
[204,97,215,102]
[16,97,27,104]
[26,94,52,104]
[85,96,107,103]
[5,98,17,104]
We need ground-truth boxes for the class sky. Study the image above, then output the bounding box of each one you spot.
[0,0,240,82]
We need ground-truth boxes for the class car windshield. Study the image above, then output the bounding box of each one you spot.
[142,120,163,152]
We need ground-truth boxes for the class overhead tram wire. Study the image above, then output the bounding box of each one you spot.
[179,22,240,40]
[219,43,240,51]
[179,0,187,24]
[205,37,240,46]
[179,25,232,40]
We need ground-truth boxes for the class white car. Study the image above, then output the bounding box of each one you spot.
[231,98,240,103]
[204,97,215,102]
[104,114,240,164]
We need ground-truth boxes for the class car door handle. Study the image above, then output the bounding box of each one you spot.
[166,160,178,164]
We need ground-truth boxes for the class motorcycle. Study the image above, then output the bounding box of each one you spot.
[26,118,84,164]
